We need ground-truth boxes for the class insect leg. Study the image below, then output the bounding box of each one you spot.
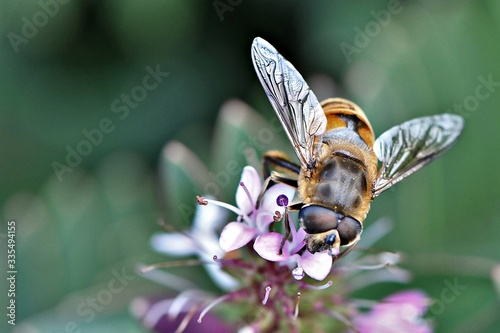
[333,239,360,262]
[259,151,302,255]
[263,150,301,179]
[256,151,300,208]
[279,207,291,255]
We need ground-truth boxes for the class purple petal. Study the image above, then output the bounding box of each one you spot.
[235,166,262,215]
[253,232,289,261]
[219,222,257,252]
[384,290,430,313]
[297,250,333,281]
[354,290,432,333]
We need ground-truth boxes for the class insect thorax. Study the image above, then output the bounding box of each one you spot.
[299,129,377,222]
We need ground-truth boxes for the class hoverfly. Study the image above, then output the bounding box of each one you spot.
[251,37,463,258]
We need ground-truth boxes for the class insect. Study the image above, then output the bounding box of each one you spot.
[251,37,464,258]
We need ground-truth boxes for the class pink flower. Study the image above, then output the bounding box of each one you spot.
[353,290,432,333]
[253,213,333,281]
[150,198,239,291]
[216,166,295,252]
[144,163,422,333]
[209,165,333,281]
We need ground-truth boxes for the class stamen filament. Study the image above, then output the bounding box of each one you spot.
[140,259,204,273]
[240,181,256,216]
[293,292,301,319]
[213,255,255,269]
[202,197,253,225]
[174,304,199,333]
[322,307,359,333]
[302,280,333,290]
[262,286,272,305]
[136,264,196,291]
[338,261,393,271]
[197,294,231,323]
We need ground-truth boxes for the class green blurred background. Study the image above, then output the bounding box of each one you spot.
[1,0,499,332]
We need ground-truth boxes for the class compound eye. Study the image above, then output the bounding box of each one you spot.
[337,216,362,245]
[299,205,338,234]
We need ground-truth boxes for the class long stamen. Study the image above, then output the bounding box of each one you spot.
[339,253,400,271]
[293,292,301,319]
[197,196,253,225]
[213,255,255,269]
[340,262,391,271]
[262,286,272,305]
[197,294,231,323]
[140,259,204,273]
[136,264,196,291]
[174,304,199,333]
[322,307,360,333]
[347,267,411,292]
[240,181,256,214]
[302,280,333,290]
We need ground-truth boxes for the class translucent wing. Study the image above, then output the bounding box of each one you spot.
[251,37,327,169]
[372,114,464,197]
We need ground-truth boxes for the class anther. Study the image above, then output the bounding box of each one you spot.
[196,196,208,205]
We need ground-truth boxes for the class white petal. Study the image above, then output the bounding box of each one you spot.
[235,166,262,215]
[261,183,296,211]
[219,222,257,252]
[204,263,240,291]
[256,183,297,230]
[150,233,196,257]
[192,198,228,234]
[298,250,333,281]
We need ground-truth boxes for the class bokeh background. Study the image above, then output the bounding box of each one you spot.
[1,0,499,332]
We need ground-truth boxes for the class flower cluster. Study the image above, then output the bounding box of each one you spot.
[134,165,433,332]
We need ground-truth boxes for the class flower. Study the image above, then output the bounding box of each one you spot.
[218,166,296,252]
[253,216,333,281]
[131,294,237,333]
[210,165,333,281]
[150,197,239,291]
[139,163,432,333]
[352,290,432,333]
